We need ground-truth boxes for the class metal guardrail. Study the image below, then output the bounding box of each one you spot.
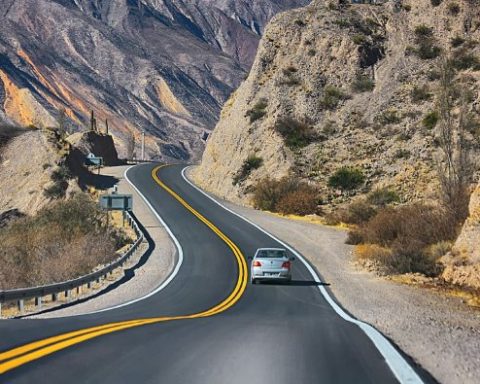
[0,211,145,317]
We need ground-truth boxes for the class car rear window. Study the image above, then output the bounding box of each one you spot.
[256,249,287,258]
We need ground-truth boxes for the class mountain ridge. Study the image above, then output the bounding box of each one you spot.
[0,0,309,160]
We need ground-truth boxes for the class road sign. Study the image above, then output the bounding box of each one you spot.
[85,153,104,167]
[100,194,133,211]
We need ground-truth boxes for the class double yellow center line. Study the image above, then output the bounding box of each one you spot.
[0,165,248,375]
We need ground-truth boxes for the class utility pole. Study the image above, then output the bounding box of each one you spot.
[141,130,145,162]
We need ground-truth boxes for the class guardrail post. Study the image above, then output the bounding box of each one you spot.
[52,293,58,302]
[87,282,92,289]
[35,297,42,310]
[0,303,2,318]
[76,286,81,296]
[65,290,70,302]
[18,300,24,315]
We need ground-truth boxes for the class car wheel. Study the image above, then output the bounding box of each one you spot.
[251,278,257,285]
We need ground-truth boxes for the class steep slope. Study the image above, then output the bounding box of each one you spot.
[195,0,480,204]
[0,0,308,161]
[0,129,71,215]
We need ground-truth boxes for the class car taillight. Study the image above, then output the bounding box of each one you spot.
[282,261,291,269]
[253,260,262,267]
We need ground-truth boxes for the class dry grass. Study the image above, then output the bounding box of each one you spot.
[253,177,320,215]
[349,204,459,276]
[0,193,129,290]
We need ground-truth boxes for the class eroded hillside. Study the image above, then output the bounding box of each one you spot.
[0,0,308,161]
[195,0,480,204]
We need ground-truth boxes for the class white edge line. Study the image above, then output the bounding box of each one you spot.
[40,165,184,318]
[84,165,185,314]
[181,166,423,384]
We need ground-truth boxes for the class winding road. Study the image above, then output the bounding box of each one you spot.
[0,164,431,383]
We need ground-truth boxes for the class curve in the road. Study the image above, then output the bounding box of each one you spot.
[0,165,248,375]
[181,167,423,384]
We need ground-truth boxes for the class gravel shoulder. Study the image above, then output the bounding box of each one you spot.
[33,165,176,318]
[219,200,480,384]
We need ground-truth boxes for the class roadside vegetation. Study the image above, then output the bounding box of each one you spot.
[233,155,264,185]
[0,193,130,290]
[340,56,475,277]
[253,177,321,216]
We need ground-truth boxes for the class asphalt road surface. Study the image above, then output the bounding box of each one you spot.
[0,164,431,384]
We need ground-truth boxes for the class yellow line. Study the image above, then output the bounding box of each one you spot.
[0,165,248,375]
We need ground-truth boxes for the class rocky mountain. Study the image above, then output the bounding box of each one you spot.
[195,0,480,204]
[0,0,309,161]
[194,0,480,289]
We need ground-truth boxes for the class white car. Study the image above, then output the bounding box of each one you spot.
[249,248,294,284]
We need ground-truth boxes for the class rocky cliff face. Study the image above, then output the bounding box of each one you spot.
[195,0,480,204]
[443,182,480,289]
[0,0,308,161]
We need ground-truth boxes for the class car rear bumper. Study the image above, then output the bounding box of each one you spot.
[252,270,291,281]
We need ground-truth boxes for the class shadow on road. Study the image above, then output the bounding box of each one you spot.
[258,280,330,287]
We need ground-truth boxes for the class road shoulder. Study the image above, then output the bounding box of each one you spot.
[186,163,480,384]
[32,165,176,318]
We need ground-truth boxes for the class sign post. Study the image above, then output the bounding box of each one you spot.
[99,194,133,228]
[85,153,104,175]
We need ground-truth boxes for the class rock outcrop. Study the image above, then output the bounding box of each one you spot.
[443,182,480,289]
[195,0,480,205]
[0,0,308,161]
[0,129,68,215]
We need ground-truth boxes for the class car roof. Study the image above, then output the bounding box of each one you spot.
[256,248,286,252]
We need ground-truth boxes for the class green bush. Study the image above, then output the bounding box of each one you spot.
[320,86,350,110]
[451,36,465,47]
[451,52,480,70]
[423,111,439,130]
[411,85,431,102]
[377,109,402,125]
[275,117,316,149]
[232,155,263,185]
[413,26,441,60]
[246,99,268,123]
[352,34,367,45]
[447,3,460,15]
[414,25,434,40]
[352,75,375,93]
[328,167,365,191]
[395,149,411,159]
[44,182,68,199]
[416,42,442,60]
[367,188,400,207]
[51,164,73,183]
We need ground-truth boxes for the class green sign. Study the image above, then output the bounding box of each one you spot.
[100,194,133,211]
[85,153,104,167]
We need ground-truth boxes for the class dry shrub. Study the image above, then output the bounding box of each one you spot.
[253,177,319,215]
[355,244,392,266]
[333,200,377,225]
[0,193,128,289]
[276,185,320,216]
[350,204,457,276]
